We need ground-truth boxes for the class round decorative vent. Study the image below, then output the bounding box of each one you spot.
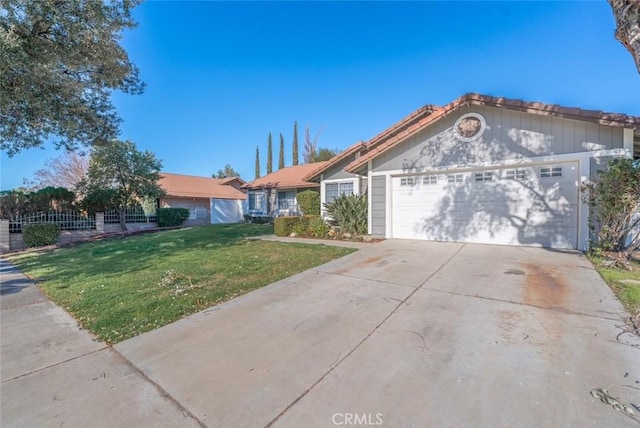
[453,113,486,142]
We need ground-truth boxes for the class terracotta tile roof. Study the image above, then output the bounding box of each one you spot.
[243,162,328,190]
[303,142,367,182]
[346,93,640,173]
[159,172,247,200]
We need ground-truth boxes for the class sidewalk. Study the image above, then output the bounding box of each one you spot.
[0,259,202,428]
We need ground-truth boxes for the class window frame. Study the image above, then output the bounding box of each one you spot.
[474,171,493,182]
[447,174,464,184]
[540,166,563,178]
[422,175,438,185]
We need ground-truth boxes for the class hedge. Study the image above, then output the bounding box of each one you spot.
[296,190,320,215]
[274,216,301,236]
[23,224,61,248]
[156,208,190,227]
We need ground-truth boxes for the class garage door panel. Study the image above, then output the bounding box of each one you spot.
[392,162,579,249]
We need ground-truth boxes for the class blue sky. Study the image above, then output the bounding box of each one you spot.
[2,0,639,190]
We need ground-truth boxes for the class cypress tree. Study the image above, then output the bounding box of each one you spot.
[266,132,273,174]
[292,121,299,166]
[255,145,260,179]
[278,133,285,170]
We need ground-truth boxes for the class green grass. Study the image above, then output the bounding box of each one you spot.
[6,224,355,343]
[588,255,640,318]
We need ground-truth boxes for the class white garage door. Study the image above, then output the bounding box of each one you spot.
[211,199,243,224]
[391,162,579,249]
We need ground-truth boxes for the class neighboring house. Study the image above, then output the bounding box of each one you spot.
[322,93,640,250]
[243,163,328,217]
[158,173,247,225]
[303,142,368,218]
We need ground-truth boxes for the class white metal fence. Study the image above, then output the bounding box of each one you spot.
[8,211,96,233]
[104,207,157,224]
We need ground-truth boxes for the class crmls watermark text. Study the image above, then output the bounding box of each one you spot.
[332,413,383,426]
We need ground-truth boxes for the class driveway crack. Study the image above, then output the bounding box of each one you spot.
[263,244,466,427]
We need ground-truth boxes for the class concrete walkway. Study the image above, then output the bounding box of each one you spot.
[0,260,202,428]
[2,241,640,427]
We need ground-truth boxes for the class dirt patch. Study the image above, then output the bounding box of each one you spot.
[522,263,568,309]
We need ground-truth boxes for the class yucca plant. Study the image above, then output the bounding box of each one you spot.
[323,194,367,235]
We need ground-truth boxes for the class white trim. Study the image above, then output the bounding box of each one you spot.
[321,177,359,217]
[367,160,373,235]
[623,128,634,153]
[453,112,486,142]
[385,174,392,239]
[369,148,629,177]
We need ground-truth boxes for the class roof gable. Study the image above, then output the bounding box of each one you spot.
[345,93,640,173]
[159,172,247,200]
[244,163,328,190]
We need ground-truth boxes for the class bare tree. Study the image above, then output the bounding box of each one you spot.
[303,124,325,163]
[30,151,89,190]
[608,0,640,73]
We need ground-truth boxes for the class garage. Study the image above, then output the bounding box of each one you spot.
[391,162,579,249]
[211,198,245,224]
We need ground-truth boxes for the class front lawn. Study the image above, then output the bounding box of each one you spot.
[589,255,640,320]
[6,224,355,343]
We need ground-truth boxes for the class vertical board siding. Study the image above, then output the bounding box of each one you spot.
[372,105,625,173]
[371,175,386,236]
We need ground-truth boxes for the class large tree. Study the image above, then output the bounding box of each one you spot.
[278,133,285,170]
[78,140,163,231]
[303,124,324,163]
[608,0,640,73]
[292,121,299,166]
[213,164,241,179]
[255,145,260,179]
[0,0,145,156]
[28,151,89,190]
[266,132,273,174]
[314,147,339,162]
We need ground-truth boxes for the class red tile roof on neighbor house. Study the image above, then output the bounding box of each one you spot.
[244,162,329,190]
[345,93,640,173]
[303,142,367,182]
[159,172,246,200]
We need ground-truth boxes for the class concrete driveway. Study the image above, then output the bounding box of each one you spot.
[114,240,640,427]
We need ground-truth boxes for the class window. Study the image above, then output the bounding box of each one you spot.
[453,113,487,142]
[505,170,527,180]
[248,192,265,212]
[189,207,207,220]
[422,175,438,185]
[400,177,416,186]
[474,172,493,182]
[277,191,297,213]
[447,174,464,183]
[540,167,563,178]
[325,181,354,203]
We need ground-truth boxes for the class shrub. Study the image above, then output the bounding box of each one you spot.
[23,224,61,248]
[582,158,640,257]
[156,208,190,227]
[323,194,368,235]
[274,216,301,236]
[243,214,273,224]
[297,190,320,215]
[308,216,329,238]
[292,215,311,235]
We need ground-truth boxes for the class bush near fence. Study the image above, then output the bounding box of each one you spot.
[23,224,61,247]
[157,208,190,227]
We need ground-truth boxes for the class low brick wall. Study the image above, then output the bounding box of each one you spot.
[104,222,158,233]
[1,215,159,252]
